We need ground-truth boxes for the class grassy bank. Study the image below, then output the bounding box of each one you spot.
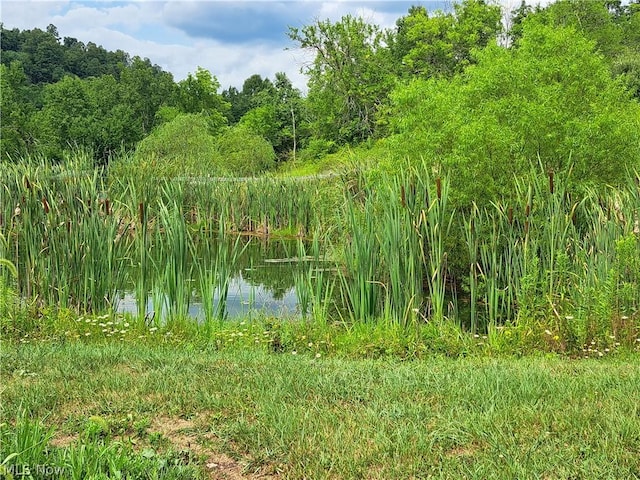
[2,337,639,479]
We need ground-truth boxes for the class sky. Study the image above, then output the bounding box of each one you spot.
[0,0,531,92]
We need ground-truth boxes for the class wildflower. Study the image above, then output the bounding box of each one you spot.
[292,350,297,355]
[124,322,130,328]
[315,353,321,358]
[308,342,313,347]
[544,330,552,336]
[85,332,91,336]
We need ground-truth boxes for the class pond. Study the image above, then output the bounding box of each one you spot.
[115,236,329,321]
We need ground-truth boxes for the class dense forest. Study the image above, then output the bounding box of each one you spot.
[1,0,639,198]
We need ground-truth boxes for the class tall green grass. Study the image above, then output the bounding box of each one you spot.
[2,152,638,352]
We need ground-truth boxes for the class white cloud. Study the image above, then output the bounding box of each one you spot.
[1,1,70,29]
[1,0,555,92]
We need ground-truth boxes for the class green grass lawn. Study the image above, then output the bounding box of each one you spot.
[2,339,639,479]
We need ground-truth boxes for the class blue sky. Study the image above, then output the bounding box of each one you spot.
[0,1,524,91]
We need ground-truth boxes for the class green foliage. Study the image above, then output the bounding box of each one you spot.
[393,0,502,78]
[237,72,306,159]
[1,24,131,84]
[215,126,276,176]
[121,113,222,179]
[176,66,229,134]
[222,73,274,123]
[0,62,32,159]
[119,57,177,137]
[3,342,640,478]
[0,410,202,479]
[386,21,640,205]
[289,15,395,144]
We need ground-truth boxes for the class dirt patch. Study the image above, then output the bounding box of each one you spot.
[50,433,79,448]
[149,415,277,480]
[445,443,480,458]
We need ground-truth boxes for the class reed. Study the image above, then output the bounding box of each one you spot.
[2,152,637,351]
[293,228,336,322]
[462,203,480,332]
[339,192,382,321]
[377,173,423,326]
[416,171,454,323]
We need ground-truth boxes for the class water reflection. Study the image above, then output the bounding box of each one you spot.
[116,236,309,320]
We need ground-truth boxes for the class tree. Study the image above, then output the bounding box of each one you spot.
[288,15,395,144]
[540,0,624,59]
[0,61,32,159]
[222,74,274,124]
[20,27,64,84]
[31,75,93,159]
[85,75,138,161]
[177,67,230,134]
[127,113,222,178]
[30,74,139,162]
[215,126,276,176]
[392,0,502,78]
[238,72,306,159]
[386,21,640,205]
[120,56,176,136]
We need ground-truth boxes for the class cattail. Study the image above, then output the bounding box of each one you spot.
[508,207,513,225]
[524,219,529,235]
[549,170,554,194]
[139,202,145,226]
[436,177,442,200]
[41,197,50,214]
[400,185,406,208]
[104,199,111,216]
[24,176,31,190]
[525,203,530,217]
[66,220,71,233]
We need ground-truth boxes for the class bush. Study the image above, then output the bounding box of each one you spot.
[114,113,223,180]
[215,126,276,176]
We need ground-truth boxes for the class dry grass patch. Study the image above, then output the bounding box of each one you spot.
[149,415,278,480]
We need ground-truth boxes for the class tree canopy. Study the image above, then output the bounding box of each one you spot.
[385,20,640,204]
[2,0,639,197]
